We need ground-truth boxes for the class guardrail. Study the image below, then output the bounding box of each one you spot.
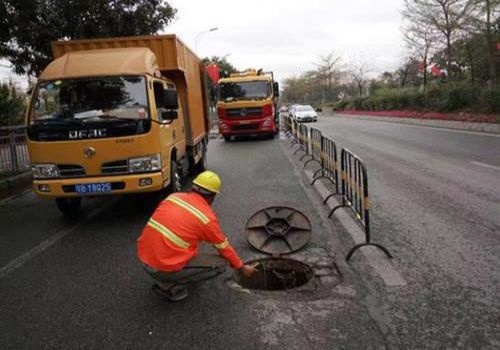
[303,127,322,168]
[0,126,30,174]
[329,149,392,260]
[284,116,392,261]
[312,135,339,194]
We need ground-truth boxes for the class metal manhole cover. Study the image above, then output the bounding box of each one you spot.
[245,206,312,255]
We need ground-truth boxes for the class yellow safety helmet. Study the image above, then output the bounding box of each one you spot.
[192,170,222,194]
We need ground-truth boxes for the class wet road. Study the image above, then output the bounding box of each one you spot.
[312,115,500,348]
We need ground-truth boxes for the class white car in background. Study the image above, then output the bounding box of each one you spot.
[291,105,317,123]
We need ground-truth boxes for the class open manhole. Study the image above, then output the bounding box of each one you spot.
[235,258,314,291]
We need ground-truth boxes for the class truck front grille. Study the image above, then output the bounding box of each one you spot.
[226,107,262,118]
[57,164,86,178]
[101,160,128,174]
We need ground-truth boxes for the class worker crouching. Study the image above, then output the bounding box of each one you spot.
[137,170,256,301]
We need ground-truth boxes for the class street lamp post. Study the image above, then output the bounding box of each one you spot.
[195,27,218,53]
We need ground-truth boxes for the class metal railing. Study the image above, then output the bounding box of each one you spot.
[312,135,339,194]
[0,126,30,175]
[284,115,392,261]
[329,149,392,260]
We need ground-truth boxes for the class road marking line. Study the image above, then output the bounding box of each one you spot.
[471,161,500,171]
[0,200,114,279]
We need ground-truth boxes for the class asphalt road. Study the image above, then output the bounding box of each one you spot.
[0,138,389,349]
[309,115,500,348]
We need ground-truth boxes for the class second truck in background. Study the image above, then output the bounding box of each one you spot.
[216,69,279,141]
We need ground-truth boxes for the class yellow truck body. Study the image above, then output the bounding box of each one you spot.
[25,35,210,217]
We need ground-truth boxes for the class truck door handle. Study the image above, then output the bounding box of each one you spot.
[173,130,176,139]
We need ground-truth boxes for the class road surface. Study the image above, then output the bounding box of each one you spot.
[311,115,500,348]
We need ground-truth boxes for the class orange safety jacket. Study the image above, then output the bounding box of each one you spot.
[137,192,243,271]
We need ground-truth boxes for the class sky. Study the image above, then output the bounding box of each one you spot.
[1,0,405,89]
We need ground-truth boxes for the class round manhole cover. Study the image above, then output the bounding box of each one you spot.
[234,258,314,291]
[245,206,312,255]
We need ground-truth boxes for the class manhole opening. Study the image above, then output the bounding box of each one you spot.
[234,258,314,291]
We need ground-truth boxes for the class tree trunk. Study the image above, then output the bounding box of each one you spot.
[465,43,475,86]
[485,0,497,87]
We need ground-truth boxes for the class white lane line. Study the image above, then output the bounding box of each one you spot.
[471,161,500,171]
[0,201,114,279]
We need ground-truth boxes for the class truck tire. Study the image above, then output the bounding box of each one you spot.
[224,136,231,142]
[169,159,182,193]
[55,197,82,220]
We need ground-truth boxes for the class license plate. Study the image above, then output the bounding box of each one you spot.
[239,121,251,124]
[75,182,112,194]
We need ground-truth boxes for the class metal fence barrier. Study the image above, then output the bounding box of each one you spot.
[303,127,322,168]
[284,121,392,261]
[328,148,392,261]
[292,124,309,158]
[312,136,339,194]
[0,126,30,175]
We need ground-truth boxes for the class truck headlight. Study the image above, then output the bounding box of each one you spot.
[128,154,162,173]
[263,118,274,127]
[31,164,59,179]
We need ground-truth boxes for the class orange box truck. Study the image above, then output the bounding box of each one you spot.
[25,35,210,218]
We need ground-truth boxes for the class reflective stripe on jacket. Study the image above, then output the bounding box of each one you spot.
[137,192,244,271]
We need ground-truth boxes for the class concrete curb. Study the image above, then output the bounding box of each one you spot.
[321,113,500,134]
[0,172,32,200]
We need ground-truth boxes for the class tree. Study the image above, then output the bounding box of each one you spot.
[470,0,500,86]
[315,52,343,101]
[0,0,176,76]
[0,81,24,126]
[396,56,422,87]
[403,0,475,78]
[350,58,372,97]
[403,22,435,88]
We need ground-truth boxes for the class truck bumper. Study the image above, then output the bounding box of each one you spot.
[219,119,277,136]
[32,172,165,198]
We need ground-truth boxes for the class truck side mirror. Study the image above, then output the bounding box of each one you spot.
[161,89,179,121]
[273,82,280,97]
[163,89,179,109]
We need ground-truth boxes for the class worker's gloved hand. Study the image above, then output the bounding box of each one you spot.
[240,264,257,278]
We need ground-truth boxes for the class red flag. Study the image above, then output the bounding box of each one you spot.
[430,64,443,77]
[418,61,425,72]
[206,63,220,83]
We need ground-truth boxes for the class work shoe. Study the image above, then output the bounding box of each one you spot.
[151,284,188,302]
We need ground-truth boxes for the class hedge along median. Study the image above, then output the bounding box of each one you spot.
[328,83,500,124]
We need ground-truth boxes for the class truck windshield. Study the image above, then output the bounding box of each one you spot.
[30,76,149,123]
[218,81,270,101]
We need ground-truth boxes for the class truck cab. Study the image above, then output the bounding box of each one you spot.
[216,69,279,141]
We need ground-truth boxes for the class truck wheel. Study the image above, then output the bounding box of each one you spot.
[55,197,81,219]
[169,160,182,193]
[224,136,231,142]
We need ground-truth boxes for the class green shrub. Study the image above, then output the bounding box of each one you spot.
[337,82,498,115]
